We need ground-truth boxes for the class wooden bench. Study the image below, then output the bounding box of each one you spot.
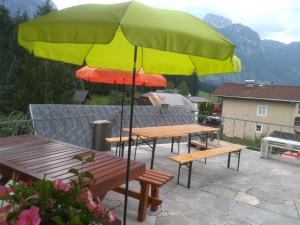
[114,168,173,222]
[170,144,246,188]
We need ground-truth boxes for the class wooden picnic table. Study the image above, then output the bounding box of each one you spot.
[0,135,145,198]
[124,124,219,169]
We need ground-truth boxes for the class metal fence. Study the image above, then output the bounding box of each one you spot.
[216,116,298,150]
[0,115,94,148]
[2,114,299,151]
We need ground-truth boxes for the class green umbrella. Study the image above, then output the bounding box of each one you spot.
[18,2,241,224]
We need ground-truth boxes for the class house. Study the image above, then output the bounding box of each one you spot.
[73,90,91,104]
[136,92,198,113]
[212,82,300,139]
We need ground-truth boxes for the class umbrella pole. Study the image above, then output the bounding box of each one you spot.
[123,46,138,225]
[118,86,125,156]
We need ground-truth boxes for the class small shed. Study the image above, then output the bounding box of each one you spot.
[73,90,91,104]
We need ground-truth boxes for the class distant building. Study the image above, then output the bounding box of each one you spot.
[186,96,210,111]
[212,82,300,138]
[136,92,198,113]
[73,90,91,104]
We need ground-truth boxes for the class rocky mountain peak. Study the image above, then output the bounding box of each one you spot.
[203,14,232,29]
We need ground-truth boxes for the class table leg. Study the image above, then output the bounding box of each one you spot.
[171,137,174,153]
[137,182,150,222]
[121,142,125,157]
[188,134,191,153]
[150,139,157,169]
[227,152,231,168]
[237,150,241,171]
[150,186,159,211]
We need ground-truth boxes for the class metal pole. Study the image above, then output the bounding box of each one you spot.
[118,86,125,155]
[123,46,138,225]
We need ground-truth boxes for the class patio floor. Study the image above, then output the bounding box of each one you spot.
[103,142,300,225]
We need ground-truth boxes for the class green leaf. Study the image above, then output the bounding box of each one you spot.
[68,168,79,176]
[73,155,83,162]
[81,171,94,180]
[51,216,65,225]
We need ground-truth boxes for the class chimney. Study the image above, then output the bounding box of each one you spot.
[160,104,169,114]
[245,80,255,88]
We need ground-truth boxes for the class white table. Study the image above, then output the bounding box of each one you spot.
[260,136,300,159]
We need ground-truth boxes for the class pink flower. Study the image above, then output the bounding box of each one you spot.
[15,206,41,225]
[108,211,116,222]
[85,191,97,211]
[0,185,9,198]
[0,222,9,225]
[53,179,70,192]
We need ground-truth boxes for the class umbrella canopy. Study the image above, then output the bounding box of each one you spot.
[18,1,241,75]
[76,66,167,88]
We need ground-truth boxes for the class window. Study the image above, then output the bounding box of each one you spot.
[256,124,263,133]
[257,105,267,117]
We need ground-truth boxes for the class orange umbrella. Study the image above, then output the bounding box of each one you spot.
[75,66,167,157]
[76,66,167,87]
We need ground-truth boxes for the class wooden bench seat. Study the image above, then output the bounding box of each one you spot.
[114,168,173,222]
[170,144,246,188]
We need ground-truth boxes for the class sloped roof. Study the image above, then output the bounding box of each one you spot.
[29,104,197,148]
[186,96,210,103]
[141,92,198,112]
[212,83,300,102]
[73,90,90,103]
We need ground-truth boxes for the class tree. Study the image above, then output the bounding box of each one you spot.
[0,2,77,114]
[187,72,200,96]
[177,82,189,95]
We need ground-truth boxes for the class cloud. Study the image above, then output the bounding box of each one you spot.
[52,0,300,43]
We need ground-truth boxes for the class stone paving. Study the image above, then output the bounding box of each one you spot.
[103,142,300,225]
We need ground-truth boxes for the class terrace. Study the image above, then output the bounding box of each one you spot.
[104,142,300,225]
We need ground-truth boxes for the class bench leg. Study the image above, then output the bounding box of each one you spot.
[188,134,192,153]
[237,150,241,171]
[134,139,138,160]
[177,164,181,184]
[150,186,159,211]
[187,162,193,189]
[138,182,150,222]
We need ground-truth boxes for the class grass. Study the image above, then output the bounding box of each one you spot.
[197,90,219,102]
[90,95,111,105]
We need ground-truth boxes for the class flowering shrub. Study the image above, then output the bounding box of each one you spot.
[0,152,116,225]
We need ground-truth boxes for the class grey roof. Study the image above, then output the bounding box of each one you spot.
[29,104,197,148]
[141,92,198,112]
[186,96,210,103]
[73,90,90,103]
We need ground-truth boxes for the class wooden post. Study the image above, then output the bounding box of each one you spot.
[92,120,112,151]
[150,186,159,211]
[137,182,150,222]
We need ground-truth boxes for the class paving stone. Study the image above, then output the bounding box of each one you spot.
[234,192,260,206]
[258,202,298,219]
[229,202,281,225]
[262,216,300,225]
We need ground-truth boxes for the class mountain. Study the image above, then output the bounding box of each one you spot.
[201,14,300,86]
[1,0,56,17]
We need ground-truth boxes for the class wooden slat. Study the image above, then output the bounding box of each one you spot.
[170,144,246,164]
[125,124,219,139]
[105,136,138,143]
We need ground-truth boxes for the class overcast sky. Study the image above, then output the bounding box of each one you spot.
[52,0,300,44]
